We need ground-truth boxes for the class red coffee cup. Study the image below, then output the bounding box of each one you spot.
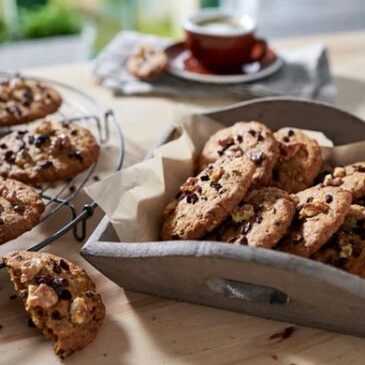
[184,10,267,73]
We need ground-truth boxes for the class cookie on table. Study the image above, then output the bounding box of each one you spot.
[0,75,62,127]
[0,120,99,183]
[272,128,322,193]
[323,162,365,201]
[161,154,256,240]
[312,204,365,278]
[198,121,279,189]
[127,44,168,80]
[277,185,352,257]
[0,177,44,244]
[207,187,296,248]
[2,251,106,359]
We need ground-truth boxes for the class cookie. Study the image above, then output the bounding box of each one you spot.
[127,44,168,80]
[272,128,322,193]
[161,154,256,240]
[207,187,296,248]
[277,185,352,257]
[198,121,279,189]
[2,251,106,358]
[323,163,365,201]
[0,120,100,183]
[0,75,62,127]
[0,177,44,244]
[312,205,365,278]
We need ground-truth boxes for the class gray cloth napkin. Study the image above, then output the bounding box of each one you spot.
[93,31,335,102]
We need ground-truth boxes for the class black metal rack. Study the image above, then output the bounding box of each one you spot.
[0,72,124,265]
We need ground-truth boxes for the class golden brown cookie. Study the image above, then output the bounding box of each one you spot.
[0,177,44,244]
[312,205,365,278]
[127,44,168,80]
[0,76,62,127]
[207,187,296,248]
[161,154,256,240]
[323,163,365,201]
[272,128,322,193]
[2,251,106,359]
[277,185,352,257]
[198,121,279,189]
[0,120,99,183]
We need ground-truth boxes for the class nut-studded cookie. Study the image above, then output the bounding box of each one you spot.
[277,185,352,257]
[272,128,322,193]
[0,177,44,244]
[127,44,168,80]
[323,163,365,201]
[198,121,279,189]
[0,75,62,127]
[2,251,106,358]
[0,120,99,183]
[161,155,256,240]
[312,205,365,278]
[207,187,296,248]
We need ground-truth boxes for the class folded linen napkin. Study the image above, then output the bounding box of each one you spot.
[92,31,335,102]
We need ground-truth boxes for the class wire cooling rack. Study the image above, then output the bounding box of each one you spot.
[0,72,124,262]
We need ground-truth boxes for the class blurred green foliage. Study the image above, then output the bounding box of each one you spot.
[19,2,82,39]
[0,17,8,42]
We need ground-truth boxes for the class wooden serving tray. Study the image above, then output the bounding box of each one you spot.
[81,97,365,337]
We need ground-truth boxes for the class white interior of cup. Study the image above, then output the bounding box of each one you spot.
[184,9,256,37]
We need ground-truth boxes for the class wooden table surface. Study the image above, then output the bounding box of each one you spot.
[1,30,365,365]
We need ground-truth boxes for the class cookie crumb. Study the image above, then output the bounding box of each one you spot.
[269,326,297,341]
[9,294,17,300]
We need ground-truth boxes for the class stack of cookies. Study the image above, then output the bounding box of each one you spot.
[161,121,365,279]
[0,75,100,244]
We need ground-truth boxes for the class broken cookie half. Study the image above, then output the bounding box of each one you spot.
[2,251,105,358]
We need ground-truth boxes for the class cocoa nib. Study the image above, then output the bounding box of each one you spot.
[186,193,199,204]
[210,181,222,191]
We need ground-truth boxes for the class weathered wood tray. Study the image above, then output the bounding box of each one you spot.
[81,97,365,337]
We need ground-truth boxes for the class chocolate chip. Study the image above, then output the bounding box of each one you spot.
[0,143,7,149]
[4,150,15,163]
[0,218,4,225]
[93,175,100,182]
[282,136,290,143]
[186,193,199,204]
[324,194,333,203]
[52,277,69,288]
[28,318,36,328]
[248,129,256,137]
[34,134,50,148]
[354,165,365,173]
[306,197,314,203]
[17,130,28,136]
[70,129,78,136]
[39,160,53,169]
[5,105,22,117]
[28,135,35,145]
[210,181,222,191]
[56,288,72,300]
[237,235,248,245]
[35,276,52,286]
[85,291,95,299]
[256,216,263,224]
[51,260,61,274]
[9,294,17,300]
[288,129,295,137]
[236,134,243,143]
[13,204,25,214]
[249,150,265,165]
[59,259,70,271]
[51,310,63,320]
[200,175,209,181]
[67,150,83,162]
[257,133,265,142]
[239,221,251,234]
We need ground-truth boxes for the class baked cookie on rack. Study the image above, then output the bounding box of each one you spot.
[323,162,365,201]
[0,120,100,183]
[198,121,279,189]
[161,154,256,240]
[0,75,62,127]
[312,204,365,278]
[2,251,106,359]
[277,185,352,257]
[272,128,322,193]
[0,177,44,244]
[207,187,295,249]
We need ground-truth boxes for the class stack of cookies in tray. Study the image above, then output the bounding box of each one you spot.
[0,75,100,244]
[161,121,365,279]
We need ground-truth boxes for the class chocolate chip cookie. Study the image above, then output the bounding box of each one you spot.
[312,204,365,278]
[0,120,100,183]
[207,187,296,248]
[0,177,44,244]
[198,121,279,189]
[323,163,365,200]
[2,251,106,358]
[277,185,352,257]
[127,44,168,80]
[161,154,256,240]
[272,128,322,193]
[0,75,62,127]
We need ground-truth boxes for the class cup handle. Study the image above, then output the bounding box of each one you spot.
[249,38,267,62]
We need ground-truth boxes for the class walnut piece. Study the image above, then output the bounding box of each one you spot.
[209,167,224,182]
[299,201,329,218]
[231,204,255,223]
[70,297,89,325]
[26,284,58,309]
[20,257,42,283]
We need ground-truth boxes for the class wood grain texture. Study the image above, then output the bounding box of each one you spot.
[1,30,365,364]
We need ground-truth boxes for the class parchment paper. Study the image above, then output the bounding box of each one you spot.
[85,115,365,243]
